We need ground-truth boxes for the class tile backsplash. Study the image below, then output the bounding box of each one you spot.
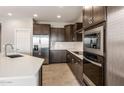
[51,42,83,51]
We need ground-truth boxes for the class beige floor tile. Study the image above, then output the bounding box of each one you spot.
[42,63,80,86]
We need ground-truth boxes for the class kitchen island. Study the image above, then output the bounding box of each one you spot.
[0,53,44,86]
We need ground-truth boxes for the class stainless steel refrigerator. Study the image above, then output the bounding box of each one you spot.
[33,35,49,64]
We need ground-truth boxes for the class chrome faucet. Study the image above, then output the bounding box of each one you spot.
[5,44,14,56]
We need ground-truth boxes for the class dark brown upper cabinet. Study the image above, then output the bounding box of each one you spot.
[33,24,41,35]
[51,28,65,42]
[33,24,50,35]
[73,23,83,41]
[64,24,74,41]
[64,23,83,42]
[73,23,83,32]
[83,6,106,29]
[83,6,93,28]
[93,6,106,24]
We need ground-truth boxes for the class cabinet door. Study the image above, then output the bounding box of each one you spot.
[65,25,70,41]
[76,33,82,41]
[64,25,73,41]
[83,6,93,28]
[73,23,83,32]
[51,28,65,42]
[33,24,41,35]
[50,50,61,63]
[51,28,58,42]
[67,52,73,70]
[33,24,50,35]
[71,57,76,74]
[40,24,50,35]
[50,50,66,63]
[77,59,83,84]
[57,28,65,42]
[93,6,106,24]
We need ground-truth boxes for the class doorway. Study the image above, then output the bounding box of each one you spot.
[15,28,32,55]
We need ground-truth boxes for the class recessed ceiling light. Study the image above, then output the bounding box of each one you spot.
[33,14,38,17]
[8,13,12,16]
[57,15,61,19]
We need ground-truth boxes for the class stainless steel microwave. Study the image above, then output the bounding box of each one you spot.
[84,26,104,56]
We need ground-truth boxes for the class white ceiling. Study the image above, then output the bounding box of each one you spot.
[0,6,82,22]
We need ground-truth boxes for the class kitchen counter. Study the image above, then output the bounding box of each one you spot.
[51,49,83,60]
[67,50,83,60]
[0,53,44,86]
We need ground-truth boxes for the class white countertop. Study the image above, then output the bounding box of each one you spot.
[67,50,83,60]
[50,49,83,60]
[0,53,44,80]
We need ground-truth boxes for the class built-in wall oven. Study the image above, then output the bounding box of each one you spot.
[83,51,104,85]
[83,25,105,86]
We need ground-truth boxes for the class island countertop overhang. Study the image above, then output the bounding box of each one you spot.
[0,53,44,79]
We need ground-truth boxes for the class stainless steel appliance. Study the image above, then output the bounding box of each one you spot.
[83,25,105,86]
[84,26,104,56]
[33,35,49,64]
[83,51,104,86]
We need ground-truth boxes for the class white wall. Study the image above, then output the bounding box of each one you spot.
[0,18,33,53]
[106,6,124,85]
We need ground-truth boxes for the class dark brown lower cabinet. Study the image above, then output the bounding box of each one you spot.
[39,66,42,86]
[50,50,66,63]
[66,51,83,85]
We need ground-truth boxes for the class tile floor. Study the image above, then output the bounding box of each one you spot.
[42,63,80,86]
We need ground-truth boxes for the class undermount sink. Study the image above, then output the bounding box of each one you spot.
[7,54,23,58]
[72,51,83,55]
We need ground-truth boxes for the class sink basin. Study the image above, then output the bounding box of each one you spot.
[72,51,83,55]
[7,54,23,58]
